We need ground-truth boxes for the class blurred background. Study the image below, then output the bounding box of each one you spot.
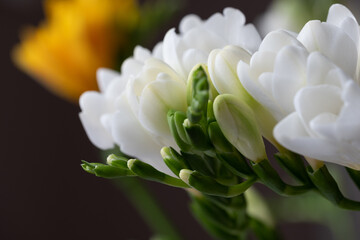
[1,0,360,239]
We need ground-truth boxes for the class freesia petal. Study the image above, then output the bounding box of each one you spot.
[238,62,282,120]
[294,85,343,136]
[274,112,340,161]
[259,30,302,52]
[133,46,152,62]
[337,81,360,142]
[139,73,187,147]
[306,52,337,86]
[96,68,119,93]
[79,91,109,117]
[79,112,114,149]
[327,4,357,26]
[209,45,251,96]
[272,45,308,114]
[163,28,186,77]
[182,48,208,75]
[79,91,114,149]
[298,21,357,77]
[179,14,202,33]
[249,51,276,79]
[111,95,173,175]
[236,24,261,53]
[309,112,337,139]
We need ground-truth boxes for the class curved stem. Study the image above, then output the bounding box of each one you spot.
[113,178,182,240]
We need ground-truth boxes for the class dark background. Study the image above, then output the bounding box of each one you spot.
[0,0,359,239]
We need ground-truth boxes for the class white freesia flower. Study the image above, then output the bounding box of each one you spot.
[79,8,261,174]
[164,7,261,79]
[239,4,360,169]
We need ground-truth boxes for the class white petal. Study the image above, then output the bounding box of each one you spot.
[294,85,343,136]
[79,112,114,149]
[182,27,226,54]
[182,48,208,75]
[163,29,186,78]
[96,68,120,93]
[274,112,340,161]
[327,4,357,26]
[209,46,251,96]
[337,81,360,142]
[236,24,261,53]
[138,73,187,147]
[238,62,281,120]
[152,42,163,60]
[79,91,109,117]
[111,96,172,175]
[259,30,302,52]
[306,52,336,86]
[298,21,357,77]
[179,14,203,33]
[133,46,152,62]
[272,45,308,114]
[309,112,337,139]
[121,58,144,78]
[249,51,277,79]
[223,7,245,26]
[104,76,127,100]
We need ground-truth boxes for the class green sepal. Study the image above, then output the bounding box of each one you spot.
[346,167,360,190]
[183,120,212,151]
[161,147,189,176]
[181,152,215,176]
[180,170,256,197]
[218,152,255,178]
[308,165,360,210]
[252,160,310,196]
[127,159,188,188]
[81,161,135,179]
[167,110,192,152]
[208,121,233,153]
[274,152,311,185]
[106,154,129,169]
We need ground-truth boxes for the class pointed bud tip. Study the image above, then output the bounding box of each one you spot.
[179,169,193,185]
[81,161,95,174]
[183,118,190,127]
[127,159,136,169]
[160,147,171,159]
[106,154,117,164]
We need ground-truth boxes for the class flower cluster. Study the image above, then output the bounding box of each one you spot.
[79,5,360,238]
[80,3,360,219]
[81,4,360,172]
[80,8,261,175]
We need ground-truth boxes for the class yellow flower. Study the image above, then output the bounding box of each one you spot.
[13,0,139,102]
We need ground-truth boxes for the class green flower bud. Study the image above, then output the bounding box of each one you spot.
[81,161,135,178]
[127,159,188,188]
[183,119,212,151]
[167,110,192,152]
[179,169,256,197]
[161,147,189,176]
[213,94,266,162]
[106,154,129,169]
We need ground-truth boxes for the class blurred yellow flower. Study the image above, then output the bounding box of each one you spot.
[13,0,139,102]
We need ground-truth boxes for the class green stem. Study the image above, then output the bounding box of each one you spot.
[113,178,182,240]
[100,149,182,239]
